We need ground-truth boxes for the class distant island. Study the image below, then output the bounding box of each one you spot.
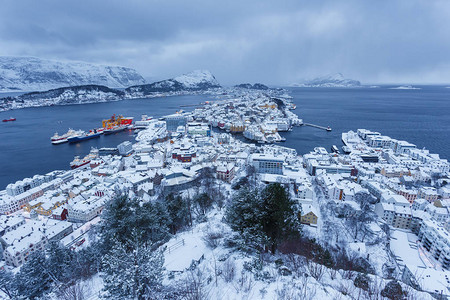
[389,85,421,90]
[0,70,222,111]
[292,73,361,88]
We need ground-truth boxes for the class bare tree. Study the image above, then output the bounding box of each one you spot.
[57,283,86,300]
[306,260,325,281]
[221,258,236,283]
[181,268,210,300]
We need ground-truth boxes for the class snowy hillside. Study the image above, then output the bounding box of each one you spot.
[293,73,361,87]
[4,85,125,108]
[0,56,146,91]
[125,70,221,96]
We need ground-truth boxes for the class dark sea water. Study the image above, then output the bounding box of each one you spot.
[0,95,211,189]
[1,86,449,189]
[281,86,450,159]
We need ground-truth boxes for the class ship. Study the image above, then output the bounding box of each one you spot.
[70,149,99,169]
[103,125,127,135]
[342,145,351,154]
[102,114,133,135]
[67,129,101,143]
[51,129,83,145]
[2,117,16,122]
[331,145,339,153]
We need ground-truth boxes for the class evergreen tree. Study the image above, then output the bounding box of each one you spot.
[101,237,165,300]
[15,251,51,299]
[260,183,299,253]
[100,194,171,251]
[165,193,190,234]
[226,184,300,253]
[0,270,17,299]
[72,246,102,279]
[45,241,75,284]
[194,192,213,215]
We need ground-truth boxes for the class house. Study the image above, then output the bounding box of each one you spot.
[300,204,318,225]
[216,163,235,183]
[52,206,68,221]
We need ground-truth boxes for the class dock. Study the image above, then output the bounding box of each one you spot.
[179,104,204,108]
[304,123,332,131]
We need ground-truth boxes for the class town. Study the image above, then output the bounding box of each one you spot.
[0,92,449,299]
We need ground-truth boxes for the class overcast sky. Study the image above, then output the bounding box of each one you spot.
[1,0,449,85]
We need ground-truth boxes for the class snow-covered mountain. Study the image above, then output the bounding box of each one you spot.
[293,73,361,87]
[125,70,221,96]
[0,56,146,91]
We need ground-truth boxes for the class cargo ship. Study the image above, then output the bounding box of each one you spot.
[67,129,102,143]
[103,125,127,135]
[101,114,133,135]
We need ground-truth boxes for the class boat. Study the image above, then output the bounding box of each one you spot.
[103,125,127,135]
[70,156,91,169]
[326,126,332,132]
[70,150,98,169]
[102,114,133,129]
[342,145,351,154]
[51,129,83,145]
[67,130,101,143]
[2,117,16,122]
[331,145,339,153]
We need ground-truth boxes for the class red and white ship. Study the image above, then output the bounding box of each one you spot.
[70,149,99,169]
[2,117,16,122]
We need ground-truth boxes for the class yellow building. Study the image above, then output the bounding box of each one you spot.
[300,204,318,225]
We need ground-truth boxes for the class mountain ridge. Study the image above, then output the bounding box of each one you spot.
[0,56,146,91]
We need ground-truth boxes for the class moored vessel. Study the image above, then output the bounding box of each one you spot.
[51,129,83,145]
[67,129,101,143]
[103,125,127,135]
[70,149,99,169]
[331,145,339,153]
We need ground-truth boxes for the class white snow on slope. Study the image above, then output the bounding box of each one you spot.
[0,56,146,91]
[174,70,220,88]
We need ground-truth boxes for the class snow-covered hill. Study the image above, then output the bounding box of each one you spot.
[125,70,221,96]
[3,85,125,108]
[293,73,361,88]
[0,56,146,91]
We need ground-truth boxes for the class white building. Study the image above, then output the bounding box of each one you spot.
[375,194,412,229]
[1,219,73,267]
[418,219,450,270]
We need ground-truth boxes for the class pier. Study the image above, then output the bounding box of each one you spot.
[179,104,204,108]
[304,123,332,131]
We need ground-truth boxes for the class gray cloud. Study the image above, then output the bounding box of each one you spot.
[1,0,449,85]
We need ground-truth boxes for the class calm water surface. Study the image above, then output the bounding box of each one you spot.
[1,86,449,189]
